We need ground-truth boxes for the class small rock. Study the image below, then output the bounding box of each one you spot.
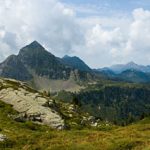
[91,122,98,127]
[57,125,64,130]
[69,114,73,117]
[88,116,95,122]
[13,113,27,122]
[0,134,7,142]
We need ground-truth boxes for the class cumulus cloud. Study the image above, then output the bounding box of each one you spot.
[127,9,150,54]
[0,0,150,68]
[0,0,83,57]
[74,8,150,67]
[112,8,150,66]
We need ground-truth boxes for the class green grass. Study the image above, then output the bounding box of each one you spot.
[0,100,150,150]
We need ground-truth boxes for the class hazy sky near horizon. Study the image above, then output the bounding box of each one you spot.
[0,0,150,68]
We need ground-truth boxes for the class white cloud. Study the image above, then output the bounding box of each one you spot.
[74,8,150,67]
[123,8,150,64]
[0,0,83,57]
[0,0,150,68]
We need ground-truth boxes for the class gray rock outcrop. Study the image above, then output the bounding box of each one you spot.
[0,78,64,129]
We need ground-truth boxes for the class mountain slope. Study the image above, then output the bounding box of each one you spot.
[0,77,65,129]
[96,67,116,78]
[0,97,149,149]
[117,69,150,83]
[0,55,32,81]
[0,77,100,130]
[62,55,91,72]
[55,80,150,125]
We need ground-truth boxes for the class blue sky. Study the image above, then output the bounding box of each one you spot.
[61,0,150,16]
[1,0,150,67]
[61,0,150,9]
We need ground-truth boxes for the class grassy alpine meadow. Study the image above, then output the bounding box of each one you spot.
[0,100,150,150]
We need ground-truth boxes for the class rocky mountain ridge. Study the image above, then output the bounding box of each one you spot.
[0,41,98,91]
[0,41,94,81]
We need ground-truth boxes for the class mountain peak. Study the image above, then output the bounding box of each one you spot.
[63,55,70,59]
[127,61,137,66]
[63,55,81,60]
[2,54,18,65]
[18,41,46,57]
[27,40,44,49]
[62,55,91,72]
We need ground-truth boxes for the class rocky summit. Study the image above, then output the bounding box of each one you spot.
[0,78,64,129]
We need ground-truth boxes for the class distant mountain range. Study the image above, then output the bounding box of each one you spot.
[111,61,150,73]
[98,61,150,74]
[97,62,150,83]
